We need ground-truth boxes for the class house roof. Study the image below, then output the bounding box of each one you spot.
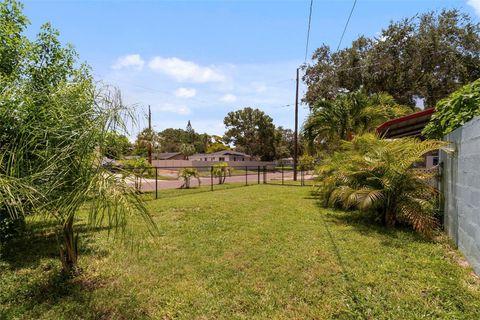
[376,108,435,138]
[155,152,183,160]
[192,150,251,157]
[211,150,250,157]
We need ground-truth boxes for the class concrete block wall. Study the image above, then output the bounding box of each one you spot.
[441,116,480,274]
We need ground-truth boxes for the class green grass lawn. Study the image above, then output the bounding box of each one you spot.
[1,185,480,319]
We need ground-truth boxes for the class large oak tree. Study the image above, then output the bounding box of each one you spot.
[223,107,276,161]
[304,10,480,107]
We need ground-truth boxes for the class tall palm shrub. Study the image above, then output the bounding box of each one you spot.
[15,83,155,273]
[1,81,156,273]
[316,134,446,234]
[304,90,413,152]
[0,2,156,272]
[40,85,156,273]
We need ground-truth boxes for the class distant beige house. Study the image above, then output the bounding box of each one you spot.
[190,150,253,162]
[277,157,294,166]
[153,152,185,160]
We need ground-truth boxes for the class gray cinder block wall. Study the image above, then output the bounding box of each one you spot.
[441,116,480,274]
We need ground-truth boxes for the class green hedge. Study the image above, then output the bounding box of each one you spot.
[423,79,480,138]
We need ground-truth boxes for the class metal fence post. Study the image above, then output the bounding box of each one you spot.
[282,164,284,185]
[245,166,248,185]
[155,167,158,199]
[263,166,267,184]
[210,166,214,191]
[257,166,260,184]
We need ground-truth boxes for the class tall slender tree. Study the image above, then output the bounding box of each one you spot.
[186,120,195,144]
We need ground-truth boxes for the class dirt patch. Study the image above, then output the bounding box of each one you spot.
[441,240,480,282]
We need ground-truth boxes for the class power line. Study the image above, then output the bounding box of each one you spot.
[272,78,295,85]
[294,0,315,180]
[304,0,314,63]
[336,0,357,52]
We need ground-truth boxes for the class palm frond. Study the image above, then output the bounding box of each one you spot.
[315,133,444,235]
[397,198,438,235]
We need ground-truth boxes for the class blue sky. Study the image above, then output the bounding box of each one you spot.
[23,0,480,139]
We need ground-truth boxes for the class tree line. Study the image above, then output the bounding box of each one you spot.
[107,108,302,161]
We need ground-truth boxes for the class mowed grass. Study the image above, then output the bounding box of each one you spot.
[1,185,480,319]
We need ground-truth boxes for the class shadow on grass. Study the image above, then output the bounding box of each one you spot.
[142,182,255,201]
[307,190,431,245]
[0,259,116,320]
[0,220,147,319]
[1,220,111,271]
[308,190,433,318]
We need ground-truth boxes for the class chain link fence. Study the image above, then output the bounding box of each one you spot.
[110,164,316,199]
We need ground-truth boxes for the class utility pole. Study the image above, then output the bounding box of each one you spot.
[293,67,299,181]
[148,105,152,165]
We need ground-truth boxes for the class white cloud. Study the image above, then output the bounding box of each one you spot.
[251,82,267,93]
[174,87,197,98]
[220,94,237,103]
[468,0,480,15]
[112,54,145,70]
[148,56,226,83]
[100,59,305,140]
[156,103,191,115]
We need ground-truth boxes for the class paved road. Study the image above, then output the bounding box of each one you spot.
[128,171,312,192]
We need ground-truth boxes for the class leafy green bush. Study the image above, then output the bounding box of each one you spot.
[423,79,480,138]
[120,158,155,178]
[316,134,446,235]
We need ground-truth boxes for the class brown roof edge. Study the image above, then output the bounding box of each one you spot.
[376,108,436,135]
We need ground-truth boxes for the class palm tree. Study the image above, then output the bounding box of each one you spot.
[0,2,155,274]
[1,85,157,274]
[316,134,447,235]
[212,162,232,184]
[178,168,201,189]
[134,128,161,157]
[304,90,413,152]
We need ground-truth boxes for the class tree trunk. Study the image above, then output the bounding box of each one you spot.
[385,210,396,227]
[346,130,354,141]
[59,214,78,274]
[382,196,397,227]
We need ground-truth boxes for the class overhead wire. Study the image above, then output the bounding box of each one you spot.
[304,0,314,63]
[336,0,357,52]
